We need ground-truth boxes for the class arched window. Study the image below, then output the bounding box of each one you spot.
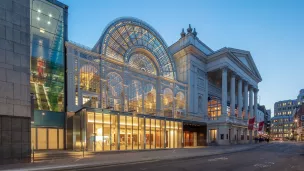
[144,84,156,114]
[163,88,173,117]
[129,80,142,113]
[175,92,186,118]
[106,72,123,111]
[129,53,157,75]
[80,64,100,93]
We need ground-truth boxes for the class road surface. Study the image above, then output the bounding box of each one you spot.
[76,142,304,171]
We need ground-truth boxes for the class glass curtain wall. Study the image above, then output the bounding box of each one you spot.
[78,110,182,151]
[107,72,123,111]
[163,88,174,118]
[129,80,142,113]
[144,84,156,115]
[30,0,65,112]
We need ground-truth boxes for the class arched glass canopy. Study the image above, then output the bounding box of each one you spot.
[129,53,157,75]
[93,17,176,79]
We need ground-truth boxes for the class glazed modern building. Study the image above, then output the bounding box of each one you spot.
[271,89,304,139]
[26,0,263,152]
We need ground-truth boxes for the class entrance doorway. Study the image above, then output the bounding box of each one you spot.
[184,131,194,146]
[183,123,207,147]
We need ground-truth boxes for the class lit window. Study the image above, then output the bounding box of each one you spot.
[37,17,40,21]
[37,9,41,13]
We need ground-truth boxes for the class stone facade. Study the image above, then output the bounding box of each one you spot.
[0,0,31,164]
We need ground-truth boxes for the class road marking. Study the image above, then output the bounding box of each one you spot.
[254,162,274,168]
[208,157,228,162]
[265,162,275,165]
[254,164,271,168]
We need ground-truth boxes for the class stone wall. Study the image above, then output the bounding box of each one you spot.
[0,0,31,164]
[0,116,31,164]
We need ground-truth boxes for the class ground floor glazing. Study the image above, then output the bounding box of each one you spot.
[66,108,206,151]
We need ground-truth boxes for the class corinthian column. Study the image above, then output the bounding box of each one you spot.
[254,88,259,118]
[230,73,236,117]
[249,87,253,118]
[243,82,248,119]
[237,79,243,118]
[221,68,228,116]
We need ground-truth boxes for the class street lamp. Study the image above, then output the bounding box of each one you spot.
[293,119,298,141]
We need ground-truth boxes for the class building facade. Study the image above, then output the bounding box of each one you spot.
[27,0,263,152]
[265,109,271,134]
[271,89,304,140]
[0,0,31,164]
[294,104,304,141]
[64,17,262,150]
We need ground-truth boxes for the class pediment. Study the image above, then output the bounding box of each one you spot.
[229,49,262,81]
[231,52,254,72]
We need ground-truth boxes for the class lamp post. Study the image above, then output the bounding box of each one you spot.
[294,119,298,141]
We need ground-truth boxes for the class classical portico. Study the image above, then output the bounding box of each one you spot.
[205,47,262,145]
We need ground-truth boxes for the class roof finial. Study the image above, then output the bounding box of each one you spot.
[193,28,197,37]
[187,24,192,33]
[181,28,185,38]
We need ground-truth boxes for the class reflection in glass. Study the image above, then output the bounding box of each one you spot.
[30,0,65,112]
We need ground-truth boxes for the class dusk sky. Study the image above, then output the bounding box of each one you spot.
[61,0,304,116]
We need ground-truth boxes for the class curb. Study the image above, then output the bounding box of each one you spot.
[3,144,264,171]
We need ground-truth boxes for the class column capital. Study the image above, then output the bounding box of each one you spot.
[221,66,228,72]
[254,88,259,93]
[231,72,236,78]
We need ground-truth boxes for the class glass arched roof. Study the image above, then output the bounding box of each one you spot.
[129,53,157,75]
[93,17,176,80]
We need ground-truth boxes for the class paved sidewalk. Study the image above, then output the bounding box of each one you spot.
[0,144,264,171]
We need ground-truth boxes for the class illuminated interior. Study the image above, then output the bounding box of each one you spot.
[80,111,182,151]
[175,92,186,117]
[144,84,156,114]
[163,88,173,117]
[128,80,143,113]
[208,96,222,119]
[80,64,100,93]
